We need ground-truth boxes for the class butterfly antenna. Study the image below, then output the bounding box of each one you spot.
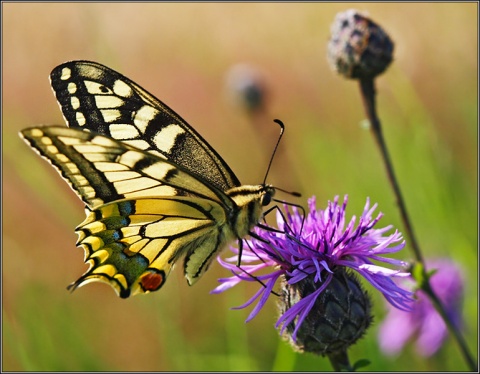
[262,120,302,198]
[263,119,285,185]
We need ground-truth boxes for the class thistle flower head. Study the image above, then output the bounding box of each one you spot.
[212,195,413,353]
[280,268,372,356]
[327,9,394,79]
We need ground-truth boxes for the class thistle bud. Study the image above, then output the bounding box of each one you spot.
[279,269,373,356]
[225,63,267,114]
[327,9,394,79]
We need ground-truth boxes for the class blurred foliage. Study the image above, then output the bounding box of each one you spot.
[3,2,477,371]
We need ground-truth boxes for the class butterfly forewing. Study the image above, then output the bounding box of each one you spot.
[50,60,240,191]
[21,127,230,209]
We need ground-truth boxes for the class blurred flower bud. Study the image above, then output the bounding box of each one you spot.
[279,269,373,356]
[327,9,394,79]
[225,63,268,114]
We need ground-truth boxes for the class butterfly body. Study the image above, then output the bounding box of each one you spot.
[20,61,275,298]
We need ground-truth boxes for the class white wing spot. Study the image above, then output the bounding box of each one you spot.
[56,154,69,163]
[95,95,124,109]
[80,186,96,199]
[30,129,44,137]
[130,185,176,197]
[95,162,130,172]
[118,151,146,168]
[101,109,122,122]
[153,124,185,153]
[76,111,86,126]
[58,136,79,145]
[40,136,52,145]
[148,150,167,159]
[123,139,150,150]
[68,82,77,94]
[91,136,116,147]
[64,162,80,174]
[114,177,160,194]
[71,96,80,110]
[113,79,133,98]
[60,67,71,80]
[104,171,140,182]
[84,81,112,95]
[46,145,59,154]
[90,197,104,207]
[109,124,140,140]
[134,105,159,133]
[84,153,107,162]
[75,144,111,154]
[142,162,176,180]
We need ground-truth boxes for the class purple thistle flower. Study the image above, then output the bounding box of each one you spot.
[378,258,464,357]
[212,195,413,348]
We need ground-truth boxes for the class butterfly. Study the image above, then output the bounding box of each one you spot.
[20,60,277,298]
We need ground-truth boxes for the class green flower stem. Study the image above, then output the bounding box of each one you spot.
[358,77,476,371]
[359,78,423,264]
[422,277,477,370]
[327,349,353,371]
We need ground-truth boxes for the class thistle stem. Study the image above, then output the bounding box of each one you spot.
[422,277,477,370]
[328,349,353,371]
[359,78,423,264]
[358,77,476,371]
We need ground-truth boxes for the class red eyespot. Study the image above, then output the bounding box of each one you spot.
[139,270,165,293]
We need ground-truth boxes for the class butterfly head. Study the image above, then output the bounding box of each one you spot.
[261,184,275,206]
[226,184,274,207]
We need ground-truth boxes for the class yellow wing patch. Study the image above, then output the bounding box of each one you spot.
[73,197,234,297]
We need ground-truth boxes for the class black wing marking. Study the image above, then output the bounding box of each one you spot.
[50,60,241,191]
[20,126,234,210]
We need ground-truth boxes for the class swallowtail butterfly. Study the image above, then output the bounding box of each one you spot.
[20,61,276,298]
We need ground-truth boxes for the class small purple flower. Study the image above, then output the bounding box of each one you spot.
[212,195,413,345]
[378,258,464,357]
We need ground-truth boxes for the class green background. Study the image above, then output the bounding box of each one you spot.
[3,2,477,371]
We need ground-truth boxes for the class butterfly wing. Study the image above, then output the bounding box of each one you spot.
[50,60,241,191]
[20,126,231,209]
[74,196,236,298]
[20,126,238,296]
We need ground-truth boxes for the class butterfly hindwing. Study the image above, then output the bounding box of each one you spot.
[74,196,235,298]
[50,60,240,191]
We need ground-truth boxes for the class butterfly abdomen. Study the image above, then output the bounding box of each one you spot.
[182,184,275,286]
